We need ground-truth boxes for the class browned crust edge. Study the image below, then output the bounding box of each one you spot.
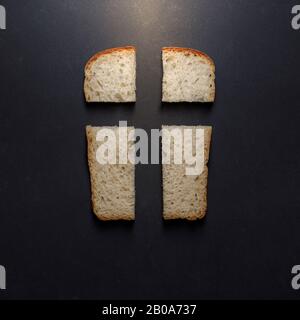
[95,214,135,222]
[162,46,215,70]
[163,212,206,221]
[85,46,136,72]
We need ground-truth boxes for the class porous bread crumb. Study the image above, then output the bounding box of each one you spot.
[84,46,136,103]
[162,47,215,102]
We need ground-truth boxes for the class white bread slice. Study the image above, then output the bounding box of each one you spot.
[86,126,135,220]
[162,47,215,102]
[84,46,136,102]
[162,125,212,220]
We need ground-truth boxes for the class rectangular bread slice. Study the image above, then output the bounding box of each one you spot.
[86,126,135,220]
[162,47,215,102]
[162,125,212,220]
[84,46,136,102]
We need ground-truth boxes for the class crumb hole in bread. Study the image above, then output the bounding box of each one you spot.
[115,93,122,100]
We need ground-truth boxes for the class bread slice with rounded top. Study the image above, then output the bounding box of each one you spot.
[84,46,136,103]
[162,47,215,103]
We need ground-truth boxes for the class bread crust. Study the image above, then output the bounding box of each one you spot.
[85,46,136,73]
[162,47,215,71]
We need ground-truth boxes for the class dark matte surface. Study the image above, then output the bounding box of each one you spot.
[0,0,299,300]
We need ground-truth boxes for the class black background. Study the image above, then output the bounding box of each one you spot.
[0,0,299,300]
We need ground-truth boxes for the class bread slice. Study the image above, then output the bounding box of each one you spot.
[86,126,135,220]
[84,46,136,102]
[162,125,212,220]
[162,47,215,102]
